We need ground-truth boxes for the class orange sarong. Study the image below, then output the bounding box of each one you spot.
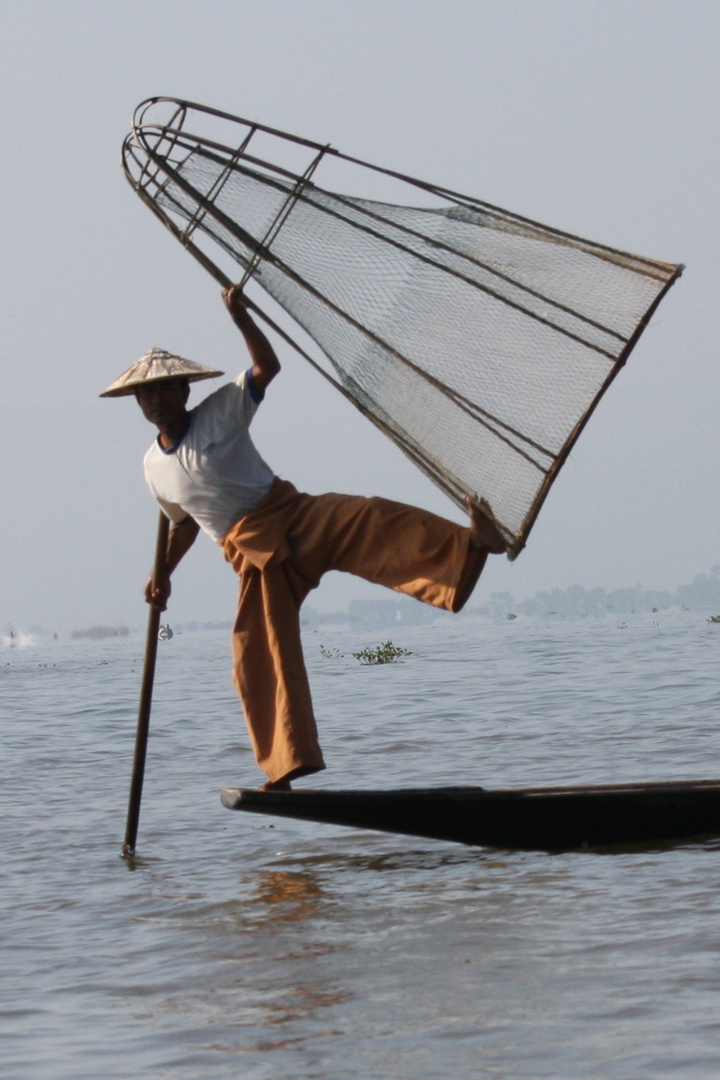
[221,478,486,783]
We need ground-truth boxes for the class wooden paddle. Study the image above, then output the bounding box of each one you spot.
[122,510,170,858]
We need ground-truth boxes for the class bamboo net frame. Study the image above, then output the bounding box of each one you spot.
[122,97,683,557]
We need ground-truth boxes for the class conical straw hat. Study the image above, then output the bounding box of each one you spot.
[100,347,224,398]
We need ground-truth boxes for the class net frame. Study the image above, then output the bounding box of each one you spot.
[122,97,682,558]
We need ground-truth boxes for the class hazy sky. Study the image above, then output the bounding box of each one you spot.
[1,0,718,634]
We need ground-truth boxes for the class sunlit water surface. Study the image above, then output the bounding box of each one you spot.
[3,610,720,1078]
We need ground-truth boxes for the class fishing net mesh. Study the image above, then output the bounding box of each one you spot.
[124,100,681,555]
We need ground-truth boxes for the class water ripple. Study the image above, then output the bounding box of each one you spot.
[3,613,720,1077]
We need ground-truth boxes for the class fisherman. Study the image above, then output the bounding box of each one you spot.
[102,286,508,790]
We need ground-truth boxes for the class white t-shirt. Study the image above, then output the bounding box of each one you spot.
[143,369,275,542]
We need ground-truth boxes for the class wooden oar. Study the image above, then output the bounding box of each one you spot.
[122,511,170,858]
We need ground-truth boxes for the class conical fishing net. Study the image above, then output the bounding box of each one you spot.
[123,98,682,557]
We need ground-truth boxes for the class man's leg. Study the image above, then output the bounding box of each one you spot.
[283,491,503,612]
[231,562,326,786]
[224,483,507,786]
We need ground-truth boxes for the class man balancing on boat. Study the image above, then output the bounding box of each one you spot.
[101,285,508,791]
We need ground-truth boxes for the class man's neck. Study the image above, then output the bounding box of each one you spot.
[157,412,190,451]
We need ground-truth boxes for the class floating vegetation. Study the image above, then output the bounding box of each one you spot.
[320,645,343,660]
[707,614,720,624]
[352,640,412,665]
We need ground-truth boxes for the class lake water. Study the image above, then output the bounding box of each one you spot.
[3,609,720,1079]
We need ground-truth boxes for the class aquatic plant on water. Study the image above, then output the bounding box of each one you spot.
[352,640,412,665]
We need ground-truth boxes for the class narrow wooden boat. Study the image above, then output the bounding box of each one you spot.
[220,779,720,851]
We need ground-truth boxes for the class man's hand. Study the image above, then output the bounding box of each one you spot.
[222,283,248,322]
[221,284,280,394]
[142,516,199,611]
[144,571,171,612]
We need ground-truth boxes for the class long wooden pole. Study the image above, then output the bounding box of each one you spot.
[122,511,170,858]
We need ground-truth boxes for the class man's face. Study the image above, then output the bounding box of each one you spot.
[135,379,189,430]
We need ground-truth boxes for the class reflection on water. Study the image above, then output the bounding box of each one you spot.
[3,614,720,1078]
[248,870,327,922]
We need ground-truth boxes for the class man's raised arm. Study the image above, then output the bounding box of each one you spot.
[222,284,280,395]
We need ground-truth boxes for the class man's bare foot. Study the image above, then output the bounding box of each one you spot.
[258,777,292,791]
[465,496,508,554]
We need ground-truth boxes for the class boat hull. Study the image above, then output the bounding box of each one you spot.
[221,780,720,851]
